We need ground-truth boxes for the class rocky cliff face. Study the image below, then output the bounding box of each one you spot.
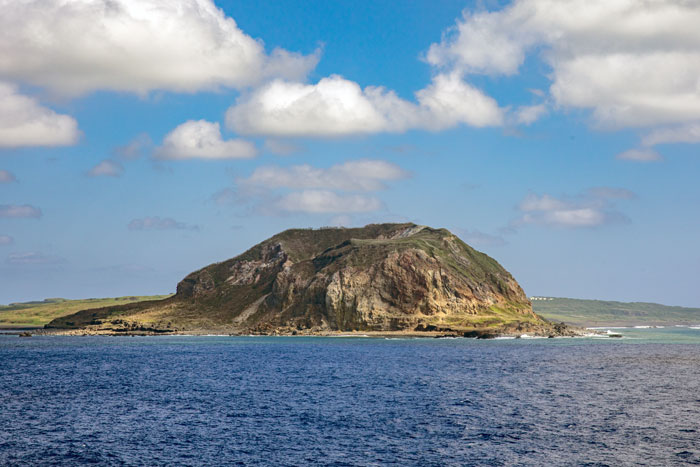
[48,224,563,336]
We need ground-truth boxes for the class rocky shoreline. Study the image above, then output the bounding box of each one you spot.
[28,320,594,339]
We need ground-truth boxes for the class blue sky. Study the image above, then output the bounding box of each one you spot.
[1,0,699,306]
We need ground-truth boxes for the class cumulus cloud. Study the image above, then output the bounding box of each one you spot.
[275,190,382,214]
[6,251,65,265]
[240,160,409,192]
[155,120,257,160]
[0,170,17,183]
[514,188,634,228]
[0,204,42,219]
[0,82,79,147]
[0,0,317,97]
[0,235,13,245]
[226,73,503,137]
[427,0,700,130]
[616,148,663,163]
[416,73,503,128]
[87,159,124,177]
[127,216,196,231]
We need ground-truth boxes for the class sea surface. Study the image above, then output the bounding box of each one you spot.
[2,328,700,466]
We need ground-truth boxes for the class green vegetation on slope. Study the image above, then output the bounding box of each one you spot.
[532,297,700,327]
[0,295,172,328]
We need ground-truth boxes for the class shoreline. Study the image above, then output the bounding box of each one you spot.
[13,326,596,339]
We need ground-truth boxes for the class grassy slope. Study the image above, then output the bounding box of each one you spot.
[533,297,700,327]
[0,295,172,328]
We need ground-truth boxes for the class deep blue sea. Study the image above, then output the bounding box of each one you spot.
[2,328,700,466]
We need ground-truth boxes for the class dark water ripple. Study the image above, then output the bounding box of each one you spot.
[1,334,700,466]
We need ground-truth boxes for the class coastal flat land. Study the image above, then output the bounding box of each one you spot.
[533,297,700,327]
[3,294,699,329]
[0,296,172,328]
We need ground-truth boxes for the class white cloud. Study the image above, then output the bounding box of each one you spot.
[87,159,124,177]
[0,170,17,183]
[240,160,409,192]
[0,0,317,97]
[0,204,42,219]
[642,124,700,147]
[155,120,257,160]
[415,73,504,129]
[0,82,79,147]
[427,1,700,130]
[0,235,13,245]
[6,251,65,265]
[226,73,502,137]
[515,104,547,125]
[616,148,663,163]
[275,190,382,214]
[515,189,632,228]
[127,216,195,230]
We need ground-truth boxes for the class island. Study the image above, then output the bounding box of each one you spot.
[42,223,577,337]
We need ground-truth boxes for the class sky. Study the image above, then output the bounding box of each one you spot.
[0,0,699,307]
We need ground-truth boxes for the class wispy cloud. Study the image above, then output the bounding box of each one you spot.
[0,204,42,219]
[87,159,124,178]
[456,229,507,247]
[0,235,13,245]
[0,170,17,183]
[7,251,66,265]
[114,133,152,160]
[642,124,700,147]
[512,187,635,229]
[239,160,409,192]
[127,216,197,231]
[616,148,663,163]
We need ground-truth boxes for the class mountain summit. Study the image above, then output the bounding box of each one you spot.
[48,224,569,336]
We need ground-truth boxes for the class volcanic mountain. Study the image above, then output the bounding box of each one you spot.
[48,223,570,336]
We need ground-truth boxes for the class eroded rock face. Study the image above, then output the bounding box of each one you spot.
[254,240,534,332]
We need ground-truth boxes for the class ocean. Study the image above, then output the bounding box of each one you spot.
[2,328,699,466]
